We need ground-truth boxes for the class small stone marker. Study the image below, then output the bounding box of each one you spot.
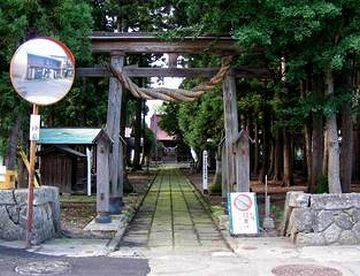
[263,175,275,231]
[202,150,208,194]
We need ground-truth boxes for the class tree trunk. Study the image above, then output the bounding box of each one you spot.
[141,100,146,166]
[253,123,259,174]
[272,128,283,181]
[283,129,294,187]
[17,155,27,188]
[133,98,142,170]
[121,94,131,166]
[259,108,271,183]
[353,124,360,182]
[323,128,329,176]
[301,80,312,185]
[340,102,353,192]
[267,139,275,178]
[5,115,22,170]
[212,152,222,191]
[310,114,324,193]
[304,123,312,187]
[325,69,342,193]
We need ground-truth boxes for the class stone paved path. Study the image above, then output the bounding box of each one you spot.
[119,168,230,253]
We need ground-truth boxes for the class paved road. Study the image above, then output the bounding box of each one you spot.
[0,245,150,276]
[2,168,358,276]
[119,168,230,253]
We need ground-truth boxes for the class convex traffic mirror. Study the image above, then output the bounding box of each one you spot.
[10,37,75,105]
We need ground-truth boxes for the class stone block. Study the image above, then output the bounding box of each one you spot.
[280,192,293,236]
[346,208,360,223]
[19,205,27,226]
[314,210,335,232]
[0,187,60,245]
[350,193,360,208]
[338,230,358,245]
[310,194,354,210]
[288,192,309,208]
[0,190,15,205]
[32,204,56,244]
[352,222,360,238]
[288,208,314,232]
[14,189,28,205]
[0,206,24,241]
[33,186,59,205]
[5,205,20,225]
[334,212,353,230]
[296,232,326,246]
[323,223,342,244]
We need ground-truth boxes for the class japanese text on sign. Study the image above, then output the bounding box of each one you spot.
[228,192,259,235]
[30,114,41,141]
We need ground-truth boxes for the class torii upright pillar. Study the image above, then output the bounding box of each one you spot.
[106,50,124,214]
[222,70,239,204]
[223,70,251,195]
[233,130,251,192]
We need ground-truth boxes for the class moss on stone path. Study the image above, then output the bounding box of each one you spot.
[119,168,229,252]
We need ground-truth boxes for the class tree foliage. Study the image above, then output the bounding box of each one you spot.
[158,0,360,191]
[0,0,93,157]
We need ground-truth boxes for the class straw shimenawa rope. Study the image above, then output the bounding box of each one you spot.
[108,56,234,102]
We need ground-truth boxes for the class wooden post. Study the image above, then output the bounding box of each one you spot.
[95,130,112,223]
[168,53,178,68]
[222,70,239,198]
[221,143,227,199]
[106,51,124,213]
[26,104,39,248]
[234,130,250,192]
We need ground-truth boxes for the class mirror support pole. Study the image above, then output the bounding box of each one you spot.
[25,104,39,248]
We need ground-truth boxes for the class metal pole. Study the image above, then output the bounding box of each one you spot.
[26,104,38,248]
[265,175,270,218]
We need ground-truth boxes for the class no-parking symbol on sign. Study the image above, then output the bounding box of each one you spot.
[228,192,259,235]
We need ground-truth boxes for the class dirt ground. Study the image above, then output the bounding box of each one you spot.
[60,168,357,237]
[60,168,307,236]
[184,170,308,233]
[60,171,155,236]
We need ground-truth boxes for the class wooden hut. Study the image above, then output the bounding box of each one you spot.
[37,128,101,194]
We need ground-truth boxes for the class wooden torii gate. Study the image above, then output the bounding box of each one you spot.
[77,32,268,222]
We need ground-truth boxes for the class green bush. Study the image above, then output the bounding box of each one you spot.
[316,174,329,194]
[209,180,222,194]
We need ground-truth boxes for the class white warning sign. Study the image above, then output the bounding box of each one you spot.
[228,192,259,235]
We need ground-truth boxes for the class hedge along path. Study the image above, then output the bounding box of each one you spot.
[108,56,234,102]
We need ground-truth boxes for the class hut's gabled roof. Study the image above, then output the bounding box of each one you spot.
[39,128,101,145]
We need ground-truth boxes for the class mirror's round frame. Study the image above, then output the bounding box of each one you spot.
[10,37,75,106]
